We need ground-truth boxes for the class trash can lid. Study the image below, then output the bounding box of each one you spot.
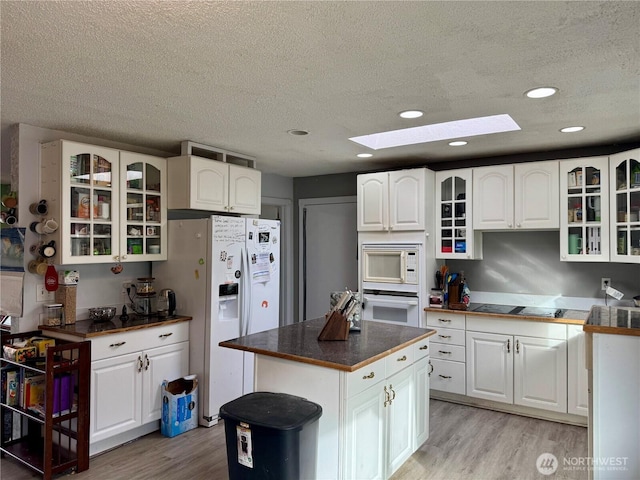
[219,392,322,431]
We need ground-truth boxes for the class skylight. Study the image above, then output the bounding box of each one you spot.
[349,114,521,150]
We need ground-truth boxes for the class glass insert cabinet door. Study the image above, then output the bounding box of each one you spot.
[435,169,477,259]
[560,157,609,262]
[65,145,120,264]
[610,148,640,263]
[120,151,166,260]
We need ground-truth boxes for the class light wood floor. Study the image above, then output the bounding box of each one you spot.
[2,399,587,480]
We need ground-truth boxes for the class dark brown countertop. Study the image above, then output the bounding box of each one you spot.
[219,317,436,372]
[583,306,640,336]
[424,304,589,325]
[39,315,192,338]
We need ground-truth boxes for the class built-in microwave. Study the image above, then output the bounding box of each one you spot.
[361,243,421,294]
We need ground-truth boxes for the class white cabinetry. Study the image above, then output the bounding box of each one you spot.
[427,311,466,394]
[466,317,567,413]
[435,169,482,259]
[167,154,261,215]
[357,168,426,231]
[567,325,588,417]
[559,157,609,261]
[609,148,640,263]
[45,322,189,455]
[40,140,167,264]
[473,161,559,230]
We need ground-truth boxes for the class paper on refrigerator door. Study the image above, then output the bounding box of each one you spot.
[249,252,271,283]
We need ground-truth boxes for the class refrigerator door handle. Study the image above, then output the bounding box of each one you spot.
[241,245,251,338]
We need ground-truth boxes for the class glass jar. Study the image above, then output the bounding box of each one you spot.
[44,303,63,326]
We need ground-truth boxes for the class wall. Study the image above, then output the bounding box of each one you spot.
[448,231,639,301]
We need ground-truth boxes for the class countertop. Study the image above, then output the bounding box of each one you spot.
[219,317,435,372]
[39,314,192,338]
[424,303,589,325]
[583,305,640,336]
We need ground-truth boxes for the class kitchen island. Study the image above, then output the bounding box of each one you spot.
[583,306,640,480]
[220,317,435,480]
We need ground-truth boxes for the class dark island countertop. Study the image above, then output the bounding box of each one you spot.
[39,314,192,338]
[219,317,435,372]
[583,306,640,336]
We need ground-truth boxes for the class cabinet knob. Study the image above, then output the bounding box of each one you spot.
[122,254,128,260]
[516,223,521,228]
[508,223,513,228]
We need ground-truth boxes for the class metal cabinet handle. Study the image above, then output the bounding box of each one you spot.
[397,355,407,362]
[362,372,375,380]
[384,385,390,407]
[438,350,452,355]
[507,339,511,353]
[144,354,150,370]
[439,375,452,379]
[109,341,126,348]
[428,361,434,376]
[389,384,396,402]
[137,356,143,372]
[419,344,428,350]
[516,339,520,354]
[438,318,451,323]
[159,333,173,338]
[438,335,451,339]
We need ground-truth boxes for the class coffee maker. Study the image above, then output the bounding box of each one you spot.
[158,289,176,318]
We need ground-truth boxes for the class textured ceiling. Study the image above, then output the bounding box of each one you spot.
[2,1,639,178]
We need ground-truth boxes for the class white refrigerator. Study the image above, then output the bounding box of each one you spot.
[153,216,280,426]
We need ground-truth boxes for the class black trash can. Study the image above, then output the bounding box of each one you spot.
[219,392,323,480]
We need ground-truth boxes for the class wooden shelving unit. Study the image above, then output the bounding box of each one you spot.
[1,331,90,479]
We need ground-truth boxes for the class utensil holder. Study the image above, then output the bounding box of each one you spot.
[318,310,350,341]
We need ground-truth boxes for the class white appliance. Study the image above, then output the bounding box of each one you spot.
[361,292,420,327]
[153,216,280,427]
[361,243,421,293]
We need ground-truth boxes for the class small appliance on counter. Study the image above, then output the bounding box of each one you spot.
[128,277,158,316]
[158,289,176,317]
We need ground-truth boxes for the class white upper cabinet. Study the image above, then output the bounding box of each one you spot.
[559,157,609,262]
[357,168,425,231]
[435,169,482,259]
[473,161,559,230]
[167,154,261,215]
[40,140,167,265]
[609,148,640,263]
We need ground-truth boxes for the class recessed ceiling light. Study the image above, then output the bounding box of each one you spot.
[357,153,373,158]
[449,141,468,146]
[399,110,424,119]
[349,114,520,150]
[287,129,309,136]
[560,126,585,133]
[525,87,558,98]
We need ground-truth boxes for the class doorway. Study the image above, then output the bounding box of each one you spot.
[298,196,358,321]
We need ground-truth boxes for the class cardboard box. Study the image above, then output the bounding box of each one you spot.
[58,270,79,285]
[29,338,56,357]
[161,375,198,438]
[3,345,37,363]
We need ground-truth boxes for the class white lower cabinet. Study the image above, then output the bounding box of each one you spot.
[413,356,431,449]
[466,322,568,413]
[427,312,466,395]
[567,325,589,416]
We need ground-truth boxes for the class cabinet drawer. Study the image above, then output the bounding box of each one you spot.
[431,344,465,362]
[426,312,466,330]
[413,338,430,361]
[431,326,466,346]
[346,357,386,398]
[386,344,414,378]
[91,322,189,361]
[430,359,466,395]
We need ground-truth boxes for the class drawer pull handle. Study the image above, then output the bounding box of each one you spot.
[397,355,407,362]
[439,374,452,379]
[363,372,375,380]
[428,361,434,375]
[438,318,451,323]
[438,350,452,355]
[419,345,428,350]
[109,341,126,348]
[159,333,173,338]
[438,334,451,339]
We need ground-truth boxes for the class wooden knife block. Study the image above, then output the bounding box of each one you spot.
[318,310,350,341]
